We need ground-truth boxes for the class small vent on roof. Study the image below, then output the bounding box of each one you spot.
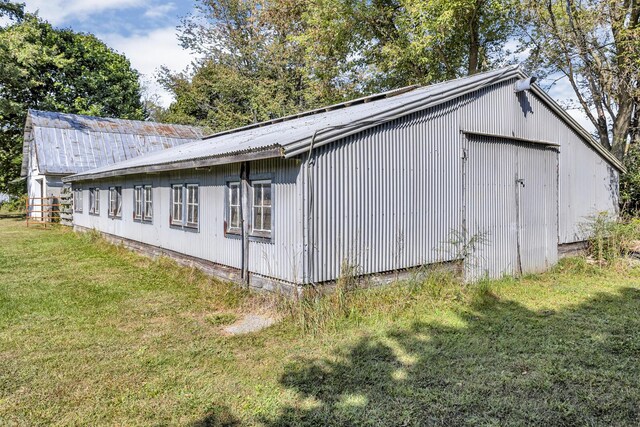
[515,76,537,92]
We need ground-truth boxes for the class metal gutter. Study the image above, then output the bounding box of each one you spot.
[63,146,284,183]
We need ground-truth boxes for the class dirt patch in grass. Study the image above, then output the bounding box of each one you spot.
[224,314,277,335]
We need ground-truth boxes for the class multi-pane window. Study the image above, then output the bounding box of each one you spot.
[171,185,183,226]
[73,188,83,213]
[133,186,144,220]
[89,188,100,215]
[144,185,153,221]
[227,182,240,232]
[252,181,272,235]
[186,184,199,227]
[171,184,198,229]
[134,185,153,222]
[108,186,122,218]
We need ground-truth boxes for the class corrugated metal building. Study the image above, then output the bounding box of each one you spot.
[21,110,204,215]
[63,66,623,291]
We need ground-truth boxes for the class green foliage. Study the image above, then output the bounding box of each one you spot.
[159,0,329,132]
[282,260,362,334]
[0,195,25,214]
[0,0,24,20]
[161,0,521,131]
[621,143,640,215]
[0,8,144,196]
[301,0,521,93]
[582,212,640,264]
[520,0,640,160]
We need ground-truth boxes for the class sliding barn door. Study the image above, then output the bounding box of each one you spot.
[464,136,558,280]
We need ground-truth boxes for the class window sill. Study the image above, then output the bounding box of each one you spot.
[249,235,273,244]
[170,223,199,232]
[133,218,153,224]
[251,230,272,238]
[249,231,273,243]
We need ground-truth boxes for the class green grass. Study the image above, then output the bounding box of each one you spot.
[1,218,640,426]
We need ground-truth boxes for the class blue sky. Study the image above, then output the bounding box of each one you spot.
[20,0,199,107]
[16,1,594,132]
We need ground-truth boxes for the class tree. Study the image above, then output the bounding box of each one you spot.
[160,0,324,132]
[0,5,144,195]
[521,0,640,161]
[300,0,521,93]
[162,0,520,130]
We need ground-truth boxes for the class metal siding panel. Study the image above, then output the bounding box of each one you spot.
[248,158,304,283]
[517,145,559,273]
[465,137,519,280]
[464,137,558,279]
[310,101,464,283]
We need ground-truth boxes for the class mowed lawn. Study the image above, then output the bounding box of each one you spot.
[1,218,640,426]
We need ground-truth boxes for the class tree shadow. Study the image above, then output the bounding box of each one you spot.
[264,287,640,426]
[190,403,240,427]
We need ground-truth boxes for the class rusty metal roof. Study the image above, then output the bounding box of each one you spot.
[63,66,624,182]
[21,110,205,176]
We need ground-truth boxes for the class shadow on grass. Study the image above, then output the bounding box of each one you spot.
[264,287,640,426]
[190,404,240,427]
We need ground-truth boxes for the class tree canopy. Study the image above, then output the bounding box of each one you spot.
[521,0,639,160]
[159,0,522,131]
[159,0,322,132]
[0,3,144,195]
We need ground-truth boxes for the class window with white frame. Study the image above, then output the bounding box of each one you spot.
[186,184,199,227]
[171,184,183,226]
[171,184,198,229]
[252,181,271,236]
[227,182,240,232]
[73,188,83,213]
[134,185,153,222]
[89,188,100,215]
[133,186,144,220]
[144,185,153,221]
[108,186,122,218]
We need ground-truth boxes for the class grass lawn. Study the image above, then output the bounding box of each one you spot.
[1,218,640,426]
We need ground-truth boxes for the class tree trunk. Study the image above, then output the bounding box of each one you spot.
[612,98,634,160]
[467,1,481,75]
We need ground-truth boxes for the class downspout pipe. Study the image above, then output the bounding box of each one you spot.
[305,130,319,286]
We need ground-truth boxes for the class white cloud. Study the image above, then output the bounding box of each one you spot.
[100,27,197,107]
[144,3,176,19]
[23,0,145,25]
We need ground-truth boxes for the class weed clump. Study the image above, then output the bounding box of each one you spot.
[582,213,640,264]
[282,261,496,335]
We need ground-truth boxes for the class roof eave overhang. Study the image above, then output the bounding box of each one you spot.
[63,146,284,183]
[20,114,34,177]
